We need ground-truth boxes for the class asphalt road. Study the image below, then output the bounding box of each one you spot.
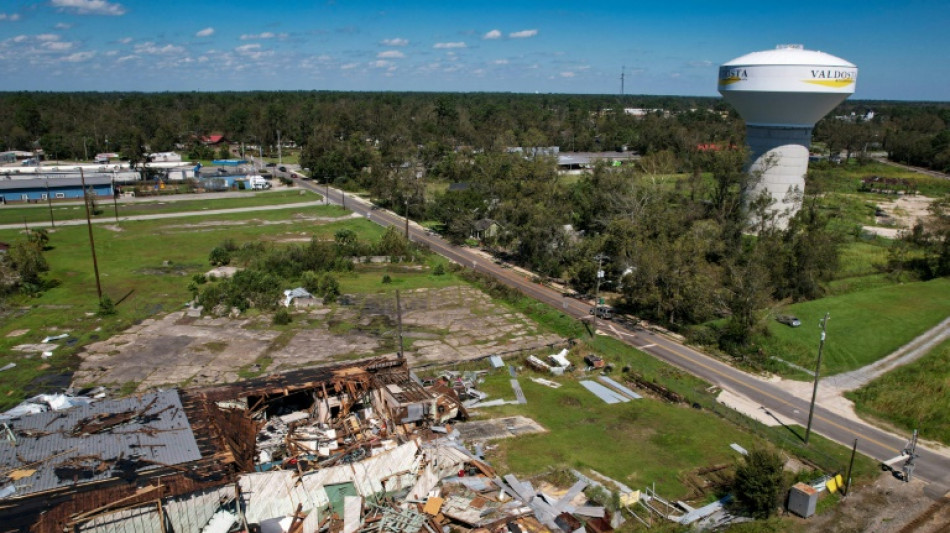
[300,179,950,493]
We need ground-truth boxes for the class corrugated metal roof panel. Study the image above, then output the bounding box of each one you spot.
[578,381,629,404]
[0,389,201,499]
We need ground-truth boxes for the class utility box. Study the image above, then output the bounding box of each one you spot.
[788,482,818,518]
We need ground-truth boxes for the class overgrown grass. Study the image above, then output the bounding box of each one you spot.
[757,277,950,377]
[846,337,950,445]
[808,160,950,197]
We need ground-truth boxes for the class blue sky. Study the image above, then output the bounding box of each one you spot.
[0,0,948,100]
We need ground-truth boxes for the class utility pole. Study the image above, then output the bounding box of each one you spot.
[404,200,410,240]
[844,439,857,496]
[593,253,607,306]
[79,167,103,302]
[396,290,405,360]
[620,65,625,96]
[325,179,330,205]
[805,312,830,445]
[277,129,282,166]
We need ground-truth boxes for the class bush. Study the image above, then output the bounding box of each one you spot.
[273,307,292,325]
[208,246,231,266]
[433,263,445,276]
[97,295,116,316]
[732,447,786,518]
[382,274,392,284]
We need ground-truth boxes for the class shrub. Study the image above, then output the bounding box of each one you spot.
[208,246,231,266]
[433,264,445,276]
[273,307,292,325]
[382,275,392,284]
[732,447,786,518]
[97,295,117,316]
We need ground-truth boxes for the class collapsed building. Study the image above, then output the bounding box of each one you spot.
[0,356,474,532]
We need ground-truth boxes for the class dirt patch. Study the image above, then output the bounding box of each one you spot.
[863,195,934,238]
[71,285,562,393]
[102,225,124,232]
[5,329,29,338]
[805,474,945,533]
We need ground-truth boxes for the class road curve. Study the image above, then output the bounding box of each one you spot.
[301,180,950,491]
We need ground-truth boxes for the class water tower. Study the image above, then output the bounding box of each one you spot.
[718,44,857,227]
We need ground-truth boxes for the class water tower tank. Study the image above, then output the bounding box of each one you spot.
[718,44,857,227]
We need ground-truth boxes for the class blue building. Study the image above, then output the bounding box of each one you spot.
[0,176,114,204]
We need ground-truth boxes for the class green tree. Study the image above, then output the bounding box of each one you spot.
[7,240,48,286]
[732,448,786,519]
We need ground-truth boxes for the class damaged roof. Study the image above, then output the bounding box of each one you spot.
[0,389,201,500]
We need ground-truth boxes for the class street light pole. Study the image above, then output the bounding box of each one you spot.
[79,167,103,302]
[805,312,830,445]
[277,129,282,166]
[404,199,410,240]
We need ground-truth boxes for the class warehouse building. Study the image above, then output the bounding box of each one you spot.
[0,176,114,204]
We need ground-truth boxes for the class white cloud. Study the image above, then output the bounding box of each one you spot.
[195,27,214,37]
[492,59,508,65]
[118,36,132,44]
[36,34,60,41]
[434,42,466,49]
[509,29,538,38]
[381,38,408,46]
[483,29,501,40]
[235,43,260,53]
[116,54,137,62]
[370,59,390,68]
[61,51,95,62]
[51,0,127,16]
[560,71,575,78]
[0,13,22,21]
[135,42,184,55]
[240,32,276,40]
[377,50,404,59]
[340,62,359,70]
[43,41,74,51]
[11,35,28,43]
[103,49,117,56]
[55,22,72,29]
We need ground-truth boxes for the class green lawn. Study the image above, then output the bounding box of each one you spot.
[0,189,321,226]
[846,337,950,446]
[0,203,374,409]
[478,372,755,500]
[758,277,950,377]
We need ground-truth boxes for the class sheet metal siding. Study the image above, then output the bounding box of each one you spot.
[578,381,629,404]
[597,376,643,400]
[0,182,113,202]
[0,389,201,498]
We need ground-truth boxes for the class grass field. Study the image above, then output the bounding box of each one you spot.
[0,201,382,409]
[846,337,950,446]
[809,160,950,197]
[467,365,877,502]
[758,277,950,377]
[0,189,320,226]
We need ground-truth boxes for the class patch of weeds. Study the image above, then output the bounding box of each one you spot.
[237,355,274,379]
[265,331,296,354]
[117,381,139,397]
[200,341,228,353]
